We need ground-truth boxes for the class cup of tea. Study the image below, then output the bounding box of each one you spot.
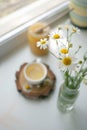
[24,61,47,85]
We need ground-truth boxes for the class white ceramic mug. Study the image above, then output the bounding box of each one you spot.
[24,61,47,85]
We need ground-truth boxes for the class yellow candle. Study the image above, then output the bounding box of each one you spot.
[27,22,50,56]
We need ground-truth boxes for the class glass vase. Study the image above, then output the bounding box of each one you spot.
[57,83,79,112]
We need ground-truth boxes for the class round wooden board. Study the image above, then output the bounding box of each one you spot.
[15,63,56,98]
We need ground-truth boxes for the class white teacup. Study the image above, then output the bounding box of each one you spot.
[24,62,47,85]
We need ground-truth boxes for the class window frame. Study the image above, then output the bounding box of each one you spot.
[0,0,69,58]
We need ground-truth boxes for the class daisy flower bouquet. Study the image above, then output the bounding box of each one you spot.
[37,25,87,89]
[36,25,87,112]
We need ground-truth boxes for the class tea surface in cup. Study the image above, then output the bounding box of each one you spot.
[26,63,45,80]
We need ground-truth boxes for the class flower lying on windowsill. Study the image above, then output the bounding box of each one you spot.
[36,25,87,89]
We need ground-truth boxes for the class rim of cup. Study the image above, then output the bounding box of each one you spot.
[24,62,47,85]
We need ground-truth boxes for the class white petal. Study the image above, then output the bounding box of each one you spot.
[40,45,43,49]
[37,42,41,46]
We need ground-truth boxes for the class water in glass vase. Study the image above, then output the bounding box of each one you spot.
[57,83,79,112]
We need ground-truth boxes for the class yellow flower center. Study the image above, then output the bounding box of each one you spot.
[41,40,46,44]
[60,48,68,54]
[62,57,72,66]
[53,34,60,39]
[25,85,31,90]
[72,28,76,32]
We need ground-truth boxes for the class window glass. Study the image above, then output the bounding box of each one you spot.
[0,0,68,38]
[0,0,37,18]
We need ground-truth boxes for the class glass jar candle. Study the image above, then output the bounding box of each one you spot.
[27,22,50,56]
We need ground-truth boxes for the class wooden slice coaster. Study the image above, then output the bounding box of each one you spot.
[15,63,56,98]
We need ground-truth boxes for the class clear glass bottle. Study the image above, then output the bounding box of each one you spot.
[57,83,79,112]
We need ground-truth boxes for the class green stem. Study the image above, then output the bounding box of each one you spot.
[68,32,74,43]
[74,46,81,55]
[75,68,87,88]
[64,70,69,87]
[75,60,85,82]
[49,49,58,59]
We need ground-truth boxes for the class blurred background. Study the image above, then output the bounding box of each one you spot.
[0,0,67,37]
[0,0,37,17]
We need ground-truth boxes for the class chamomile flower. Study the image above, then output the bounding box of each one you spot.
[72,26,80,34]
[49,31,63,41]
[22,84,32,93]
[60,47,69,55]
[35,24,87,90]
[58,41,69,56]
[58,54,77,71]
[37,38,48,49]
